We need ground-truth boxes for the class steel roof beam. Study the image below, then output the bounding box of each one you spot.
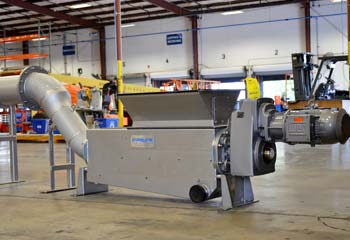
[0,0,42,9]
[5,0,302,34]
[0,0,266,29]
[0,0,105,16]
[109,0,304,24]
[0,4,115,26]
[145,0,192,16]
[1,0,98,28]
[0,0,208,26]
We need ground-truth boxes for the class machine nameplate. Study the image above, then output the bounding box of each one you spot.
[130,135,155,148]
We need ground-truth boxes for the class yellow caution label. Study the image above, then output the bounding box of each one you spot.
[245,77,261,99]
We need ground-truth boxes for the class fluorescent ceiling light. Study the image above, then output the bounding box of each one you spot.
[221,10,244,16]
[121,24,135,28]
[331,0,343,2]
[69,3,91,9]
[31,37,48,41]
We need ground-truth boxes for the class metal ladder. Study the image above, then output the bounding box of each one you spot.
[43,125,76,193]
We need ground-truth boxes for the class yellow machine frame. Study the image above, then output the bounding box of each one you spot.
[49,73,160,94]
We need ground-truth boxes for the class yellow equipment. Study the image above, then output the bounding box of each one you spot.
[49,73,160,93]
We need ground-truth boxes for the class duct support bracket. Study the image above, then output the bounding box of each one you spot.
[0,105,24,185]
[42,125,77,193]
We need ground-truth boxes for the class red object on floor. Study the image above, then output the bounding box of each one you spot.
[0,124,9,132]
[22,123,32,133]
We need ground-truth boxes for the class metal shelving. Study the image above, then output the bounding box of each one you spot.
[0,33,48,67]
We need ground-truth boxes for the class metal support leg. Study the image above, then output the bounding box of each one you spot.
[43,125,76,193]
[0,106,23,185]
[8,106,18,182]
[48,127,55,190]
[221,175,255,210]
[77,167,108,196]
[66,144,75,188]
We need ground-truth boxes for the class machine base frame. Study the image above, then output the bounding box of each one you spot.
[77,167,108,196]
[221,175,255,210]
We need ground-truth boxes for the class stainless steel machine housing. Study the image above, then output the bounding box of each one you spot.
[85,91,350,209]
[86,90,239,206]
[0,67,348,210]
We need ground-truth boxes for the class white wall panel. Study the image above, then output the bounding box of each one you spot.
[29,29,101,78]
[105,17,192,75]
[21,2,348,90]
[199,4,304,68]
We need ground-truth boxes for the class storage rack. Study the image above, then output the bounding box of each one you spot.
[0,34,48,68]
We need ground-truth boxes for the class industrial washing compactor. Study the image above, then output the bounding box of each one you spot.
[0,67,349,210]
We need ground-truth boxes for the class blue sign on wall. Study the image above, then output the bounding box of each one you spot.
[62,45,75,56]
[166,34,183,45]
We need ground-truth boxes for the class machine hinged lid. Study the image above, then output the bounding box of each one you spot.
[119,90,241,128]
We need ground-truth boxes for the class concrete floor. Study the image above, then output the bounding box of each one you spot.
[0,142,349,240]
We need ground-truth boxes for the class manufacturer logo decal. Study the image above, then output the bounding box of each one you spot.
[131,135,155,148]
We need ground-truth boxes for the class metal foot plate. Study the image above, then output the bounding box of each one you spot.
[41,187,76,194]
[0,180,25,186]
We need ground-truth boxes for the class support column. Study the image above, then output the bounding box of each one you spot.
[115,0,124,128]
[304,0,311,52]
[8,106,18,182]
[348,0,350,98]
[191,16,199,80]
[63,32,67,75]
[22,41,29,66]
[3,29,6,69]
[99,27,107,80]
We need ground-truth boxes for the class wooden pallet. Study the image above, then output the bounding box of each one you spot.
[17,134,65,143]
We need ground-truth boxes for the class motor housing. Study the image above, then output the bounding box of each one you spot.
[219,98,350,177]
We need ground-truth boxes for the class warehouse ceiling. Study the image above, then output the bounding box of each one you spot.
[0,0,302,37]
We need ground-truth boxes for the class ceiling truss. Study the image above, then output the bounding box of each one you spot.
[0,0,303,36]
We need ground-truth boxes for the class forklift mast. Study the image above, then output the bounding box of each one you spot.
[291,53,314,101]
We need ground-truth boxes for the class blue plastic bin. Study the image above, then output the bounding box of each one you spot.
[53,129,60,134]
[95,118,119,128]
[32,119,50,134]
[275,104,283,112]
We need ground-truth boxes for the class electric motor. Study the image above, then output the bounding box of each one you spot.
[268,108,350,145]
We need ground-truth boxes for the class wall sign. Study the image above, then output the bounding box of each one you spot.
[166,34,183,45]
[62,45,75,56]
